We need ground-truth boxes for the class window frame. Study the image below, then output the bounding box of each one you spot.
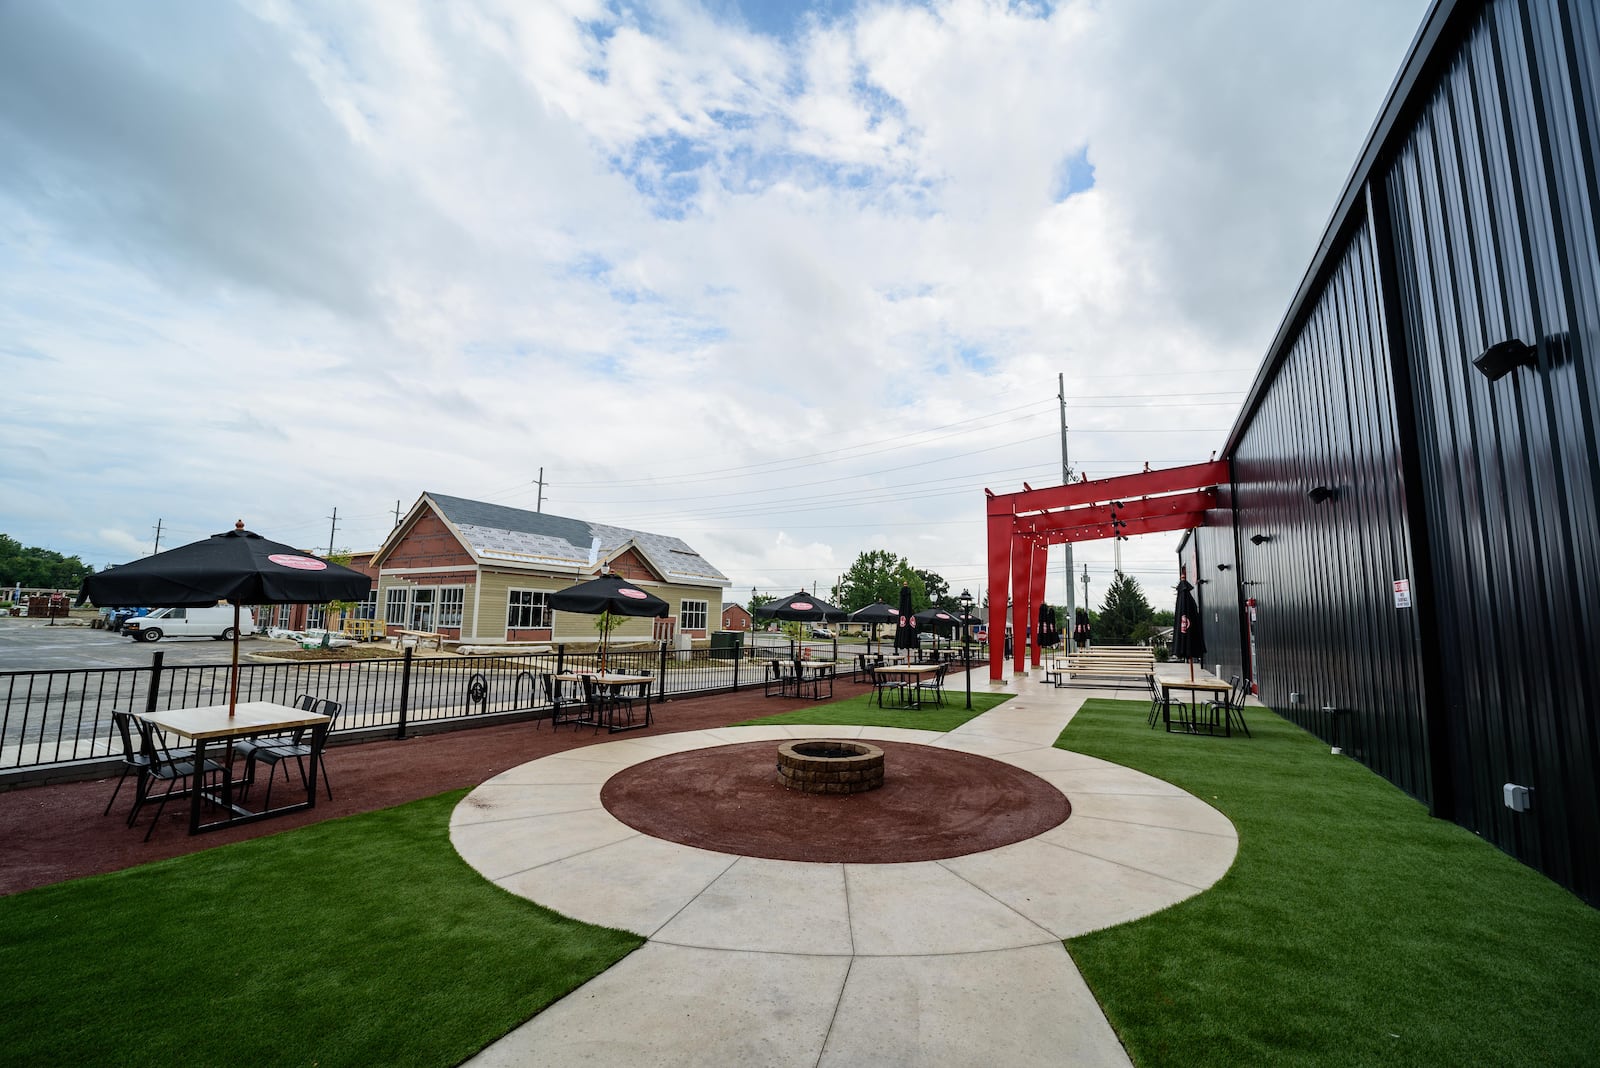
[680,598,709,632]
[507,589,552,631]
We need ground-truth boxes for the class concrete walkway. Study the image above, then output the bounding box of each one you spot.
[453,672,1237,1067]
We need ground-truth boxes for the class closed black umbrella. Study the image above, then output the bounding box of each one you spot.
[78,521,372,714]
[1172,577,1206,679]
[893,585,920,655]
[1073,608,1092,649]
[1037,603,1059,649]
[548,574,669,671]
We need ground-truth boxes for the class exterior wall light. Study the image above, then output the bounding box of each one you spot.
[1473,338,1537,381]
[1308,485,1337,504]
[1250,534,1271,546]
[1216,563,1231,571]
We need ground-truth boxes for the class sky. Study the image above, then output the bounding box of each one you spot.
[0,0,1430,611]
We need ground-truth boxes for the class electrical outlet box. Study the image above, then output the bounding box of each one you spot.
[1503,783,1533,813]
[1289,691,1302,704]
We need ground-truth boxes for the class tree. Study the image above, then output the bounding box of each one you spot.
[915,569,952,609]
[1096,573,1155,646]
[748,589,774,614]
[0,534,95,591]
[834,550,927,611]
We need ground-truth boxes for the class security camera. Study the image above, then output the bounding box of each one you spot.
[1473,339,1537,382]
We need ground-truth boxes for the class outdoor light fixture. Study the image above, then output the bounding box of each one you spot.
[1473,338,1537,381]
[1250,534,1271,546]
[1307,485,1337,504]
[1216,563,1231,571]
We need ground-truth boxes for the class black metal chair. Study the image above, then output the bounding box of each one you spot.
[763,660,788,697]
[242,698,340,807]
[105,710,154,820]
[871,667,907,708]
[1147,674,1187,728]
[130,716,225,841]
[1207,675,1251,737]
[539,672,579,729]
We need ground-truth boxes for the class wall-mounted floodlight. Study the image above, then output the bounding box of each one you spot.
[1250,534,1271,546]
[1308,485,1337,504]
[1473,338,1537,381]
[1216,563,1231,571]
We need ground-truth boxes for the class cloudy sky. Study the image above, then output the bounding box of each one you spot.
[1,0,1427,610]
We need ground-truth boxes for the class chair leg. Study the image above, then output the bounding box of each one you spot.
[103,766,132,817]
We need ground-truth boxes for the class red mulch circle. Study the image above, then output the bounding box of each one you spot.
[601,738,1070,863]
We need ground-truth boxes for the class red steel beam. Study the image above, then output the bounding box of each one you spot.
[1015,489,1218,536]
[993,460,1230,515]
[1041,511,1209,544]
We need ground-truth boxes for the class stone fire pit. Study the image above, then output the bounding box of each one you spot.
[776,739,885,795]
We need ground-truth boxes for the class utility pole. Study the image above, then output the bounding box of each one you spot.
[326,507,339,557]
[1081,563,1091,621]
[534,467,548,513]
[1058,374,1076,648]
[151,519,163,555]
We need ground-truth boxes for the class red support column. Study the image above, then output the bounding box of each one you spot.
[1028,540,1048,668]
[986,509,1012,681]
[1011,534,1032,676]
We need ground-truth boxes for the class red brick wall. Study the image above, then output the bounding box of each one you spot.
[385,512,474,570]
[608,548,653,582]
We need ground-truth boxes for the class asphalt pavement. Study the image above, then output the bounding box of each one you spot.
[0,616,262,672]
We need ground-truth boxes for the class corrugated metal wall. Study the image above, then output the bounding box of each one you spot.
[1209,0,1599,902]
[1229,226,1431,802]
[1380,0,1600,900]
[1192,485,1245,682]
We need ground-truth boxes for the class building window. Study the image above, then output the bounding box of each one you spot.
[306,603,326,630]
[438,587,465,629]
[680,599,708,632]
[385,587,409,626]
[356,588,378,621]
[508,589,551,630]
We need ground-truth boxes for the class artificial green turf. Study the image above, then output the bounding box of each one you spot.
[1059,699,1600,1067]
[735,688,1010,732]
[0,790,641,1067]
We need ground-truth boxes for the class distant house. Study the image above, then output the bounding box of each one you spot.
[721,603,752,632]
[255,550,379,633]
[370,493,730,645]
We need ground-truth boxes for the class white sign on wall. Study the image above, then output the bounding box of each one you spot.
[1393,578,1412,609]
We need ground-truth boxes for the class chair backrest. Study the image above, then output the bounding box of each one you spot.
[1147,673,1160,700]
[110,710,139,762]
[1229,675,1246,707]
[314,698,342,732]
[539,672,556,704]
[293,693,317,711]
[581,674,599,705]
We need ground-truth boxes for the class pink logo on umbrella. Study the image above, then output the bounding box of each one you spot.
[268,554,328,571]
[793,601,814,610]
[619,588,647,599]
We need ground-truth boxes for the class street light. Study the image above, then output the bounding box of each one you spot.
[958,588,974,710]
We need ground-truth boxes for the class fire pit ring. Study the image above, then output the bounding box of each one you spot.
[777,739,885,795]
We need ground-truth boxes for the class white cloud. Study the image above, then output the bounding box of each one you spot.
[0,0,1429,608]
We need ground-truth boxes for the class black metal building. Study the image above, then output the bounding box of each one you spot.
[1196,0,1600,904]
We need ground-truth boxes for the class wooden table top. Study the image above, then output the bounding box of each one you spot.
[877,663,946,677]
[1159,678,1234,694]
[140,701,329,740]
[555,672,653,685]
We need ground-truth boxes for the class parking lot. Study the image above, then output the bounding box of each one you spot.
[0,617,276,672]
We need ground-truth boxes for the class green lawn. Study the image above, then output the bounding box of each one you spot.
[1059,698,1600,1067]
[0,791,640,1067]
[735,688,1008,732]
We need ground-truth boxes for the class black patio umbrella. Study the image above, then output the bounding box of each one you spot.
[1172,577,1207,680]
[1073,608,1092,649]
[849,602,900,654]
[915,607,960,656]
[893,585,920,656]
[548,573,669,672]
[78,521,372,714]
[753,591,848,623]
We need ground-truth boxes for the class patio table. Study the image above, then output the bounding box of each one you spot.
[1160,678,1236,735]
[876,663,945,709]
[139,701,331,835]
[554,672,655,732]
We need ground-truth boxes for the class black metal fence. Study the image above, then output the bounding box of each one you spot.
[0,641,921,779]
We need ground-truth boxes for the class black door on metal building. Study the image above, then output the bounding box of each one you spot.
[1381,0,1600,902]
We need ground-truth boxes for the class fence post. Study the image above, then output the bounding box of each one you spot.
[657,641,667,702]
[144,650,165,716]
[732,645,740,692]
[397,647,413,739]
[557,644,565,677]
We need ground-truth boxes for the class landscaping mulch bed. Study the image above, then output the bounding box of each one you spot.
[0,680,875,897]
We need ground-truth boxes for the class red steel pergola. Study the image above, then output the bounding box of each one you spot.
[984,460,1230,680]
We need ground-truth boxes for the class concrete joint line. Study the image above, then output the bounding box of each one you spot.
[645,852,743,939]
[1071,812,1237,840]
[492,829,644,882]
[1039,837,1222,892]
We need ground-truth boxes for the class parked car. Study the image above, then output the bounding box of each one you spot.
[123,605,256,642]
[809,626,834,639]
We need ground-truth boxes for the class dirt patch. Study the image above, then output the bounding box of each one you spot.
[601,739,1070,863]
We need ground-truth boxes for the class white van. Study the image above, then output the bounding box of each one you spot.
[124,605,257,642]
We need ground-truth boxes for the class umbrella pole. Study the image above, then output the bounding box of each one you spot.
[228,602,241,716]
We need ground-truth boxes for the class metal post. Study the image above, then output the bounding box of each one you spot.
[959,589,974,710]
[657,641,668,703]
[144,650,165,717]
[397,646,413,739]
[1058,373,1076,648]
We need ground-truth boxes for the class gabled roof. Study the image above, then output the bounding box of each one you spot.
[392,492,729,588]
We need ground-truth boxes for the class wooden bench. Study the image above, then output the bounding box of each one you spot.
[1058,646,1156,685]
[394,629,447,651]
